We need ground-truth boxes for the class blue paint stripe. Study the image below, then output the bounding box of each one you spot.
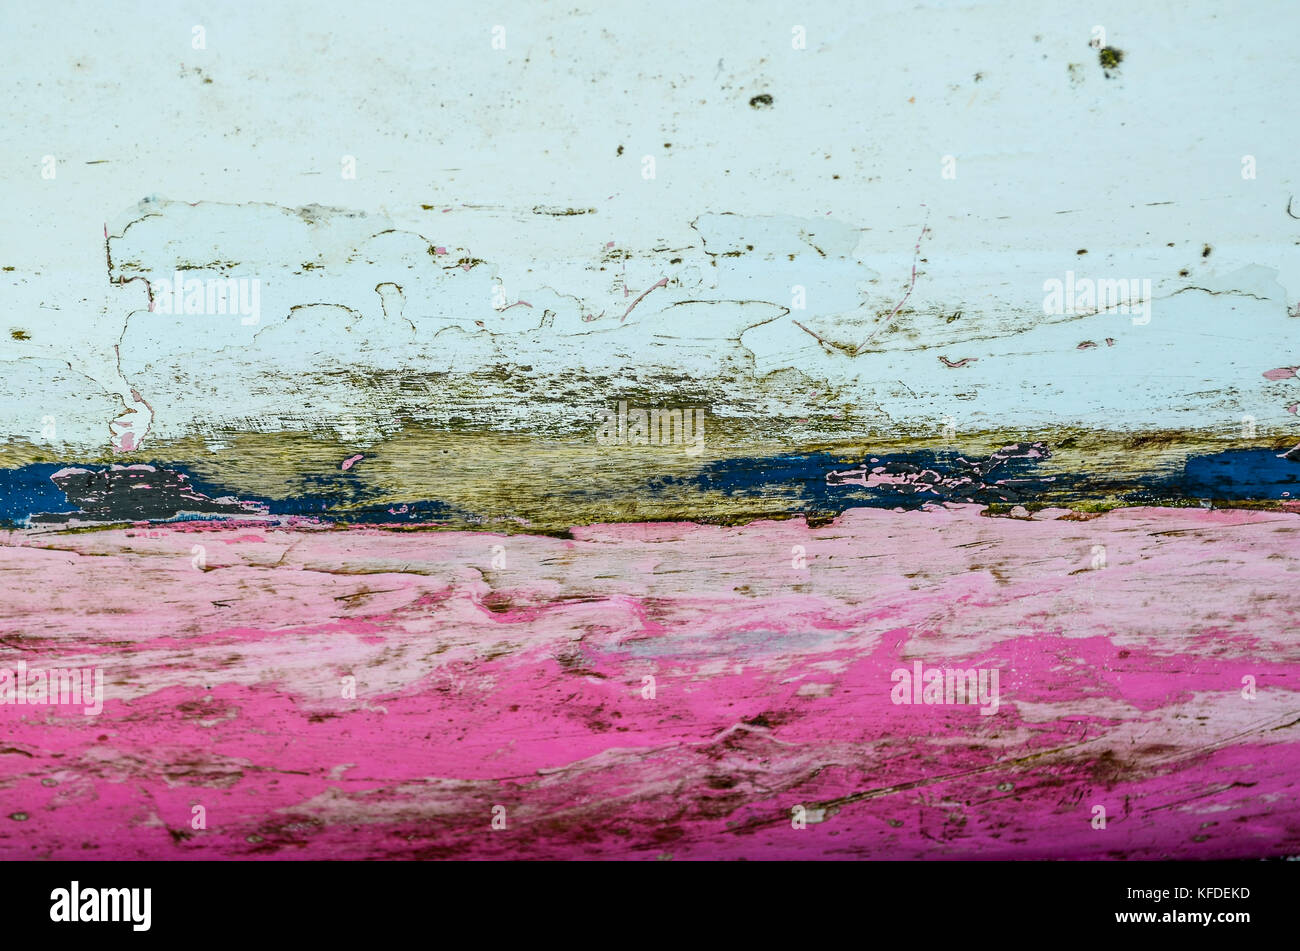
[1,448,1297,526]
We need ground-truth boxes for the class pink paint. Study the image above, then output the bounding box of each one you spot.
[0,505,1296,858]
[856,210,929,355]
[1263,367,1297,380]
[620,277,668,322]
[341,455,364,471]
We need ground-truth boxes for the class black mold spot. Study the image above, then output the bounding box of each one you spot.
[1202,244,1212,258]
[1098,47,1124,74]
[748,93,774,109]
[10,329,29,340]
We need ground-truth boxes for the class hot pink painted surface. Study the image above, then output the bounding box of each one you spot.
[0,505,1296,859]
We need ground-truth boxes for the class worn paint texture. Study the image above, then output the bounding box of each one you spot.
[0,0,1298,859]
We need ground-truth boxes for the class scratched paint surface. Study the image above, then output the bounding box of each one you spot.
[0,507,1297,859]
[2,0,1299,859]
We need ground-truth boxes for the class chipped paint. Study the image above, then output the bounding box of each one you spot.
[2,0,1299,861]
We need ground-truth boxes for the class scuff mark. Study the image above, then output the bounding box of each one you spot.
[854,211,930,355]
[620,277,668,322]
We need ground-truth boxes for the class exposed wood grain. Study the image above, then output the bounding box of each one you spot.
[0,506,1295,858]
